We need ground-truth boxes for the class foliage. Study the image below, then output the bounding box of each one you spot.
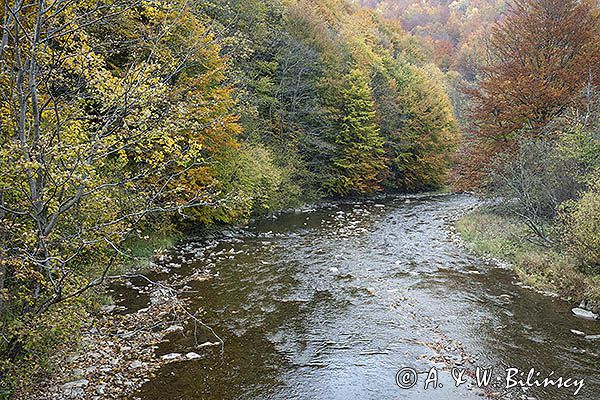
[455,0,600,189]
[457,209,596,304]
[324,68,387,195]
[191,144,286,223]
[0,0,464,394]
[193,0,459,196]
[488,138,584,241]
[0,0,243,390]
[560,178,600,270]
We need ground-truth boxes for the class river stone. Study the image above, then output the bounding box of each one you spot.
[185,352,202,360]
[62,379,88,389]
[198,341,220,348]
[71,368,84,379]
[100,304,116,313]
[161,353,182,361]
[61,379,89,398]
[584,334,600,341]
[165,325,184,333]
[571,329,586,337]
[572,307,598,320]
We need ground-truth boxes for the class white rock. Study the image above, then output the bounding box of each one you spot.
[129,360,144,369]
[71,368,84,378]
[585,334,600,341]
[61,379,89,390]
[165,325,184,333]
[160,353,182,361]
[185,352,202,360]
[197,341,220,348]
[571,329,586,337]
[328,267,339,274]
[572,307,598,320]
[100,304,115,313]
[66,379,89,388]
[95,385,106,395]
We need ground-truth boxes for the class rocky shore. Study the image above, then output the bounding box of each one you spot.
[18,272,216,400]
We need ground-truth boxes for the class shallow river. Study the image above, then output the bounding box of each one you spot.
[122,193,600,400]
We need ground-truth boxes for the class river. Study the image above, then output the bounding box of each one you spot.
[118,193,600,399]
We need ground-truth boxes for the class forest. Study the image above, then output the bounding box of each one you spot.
[1,0,599,398]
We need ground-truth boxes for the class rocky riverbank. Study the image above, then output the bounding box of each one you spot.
[456,206,600,314]
[17,270,217,400]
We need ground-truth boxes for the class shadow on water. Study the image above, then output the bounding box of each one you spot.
[123,194,600,400]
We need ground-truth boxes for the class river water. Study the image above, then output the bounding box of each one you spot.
[122,193,600,400]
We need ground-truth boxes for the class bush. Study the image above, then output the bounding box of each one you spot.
[190,143,289,224]
[488,137,584,241]
[561,178,600,269]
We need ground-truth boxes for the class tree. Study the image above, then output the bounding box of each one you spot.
[324,68,387,196]
[473,0,599,140]
[0,0,240,384]
[456,0,600,189]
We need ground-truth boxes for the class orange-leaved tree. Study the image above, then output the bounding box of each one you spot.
[455,0,600,189]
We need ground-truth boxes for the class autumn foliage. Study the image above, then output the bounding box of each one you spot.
[455,0,600,189]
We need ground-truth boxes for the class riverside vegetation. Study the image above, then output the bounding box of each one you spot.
[0,0,599,397]
[453,0,600,310]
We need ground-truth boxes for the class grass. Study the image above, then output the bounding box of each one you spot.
[121,231,181,272]
[457,208,600,307]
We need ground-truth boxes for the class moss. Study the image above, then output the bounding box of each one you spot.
[457,208,597,305]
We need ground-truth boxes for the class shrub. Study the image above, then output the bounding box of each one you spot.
[561,178,600,269]
[488,137,584,241]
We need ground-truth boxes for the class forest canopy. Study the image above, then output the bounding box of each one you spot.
[0,0,458,393]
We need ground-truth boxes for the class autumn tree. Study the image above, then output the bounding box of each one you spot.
[471,0,600,141]
[325,68,387,196]
[454,0,600,189]
[0,0,241,386]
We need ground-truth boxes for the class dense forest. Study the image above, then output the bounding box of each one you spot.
[0,0,456,393]
[1,0,600,398]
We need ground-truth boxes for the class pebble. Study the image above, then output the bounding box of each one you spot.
[95,385,106,395]
[100,304,116,313]
[62,379,89,389]
[165,325,184,333]
[185,352,202,360]
[71,368,84,378]
[572,307,598,320]
[61,379,89,397]
[160,353,182,361]
[197,341,220,348]
[129,360,144,369]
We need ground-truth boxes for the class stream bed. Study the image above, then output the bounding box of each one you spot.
[118,193,600,400]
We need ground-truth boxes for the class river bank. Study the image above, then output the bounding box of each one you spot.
[15,237,200,400]
[456,206,600,313]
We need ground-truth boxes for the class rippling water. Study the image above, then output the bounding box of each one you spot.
[121,193,600,400]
